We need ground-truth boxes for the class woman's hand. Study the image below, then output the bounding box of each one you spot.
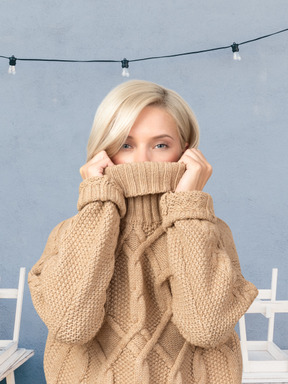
[175,148,212,192]
[79,151,114,180]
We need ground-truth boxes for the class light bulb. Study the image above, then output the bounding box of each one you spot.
[121,58,130,77]
[122,67,130,77]
[8,55,17,75]
[8,65,16,75]
[231,43,241,61]
[233,51,241,61]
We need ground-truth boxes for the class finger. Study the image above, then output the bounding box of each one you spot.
[86,157,114,178]
[89,150,109,164]
[179,151,205,168]
[80,151,114,179]
[184,148,207,163]
[183,149,212,170]
[179,150,212,178]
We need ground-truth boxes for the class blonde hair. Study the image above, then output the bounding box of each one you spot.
[87,80,200,162]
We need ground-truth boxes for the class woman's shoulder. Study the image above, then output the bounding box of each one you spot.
[216,217,232,233]
[46,215,76,248]
[215,217,238,250]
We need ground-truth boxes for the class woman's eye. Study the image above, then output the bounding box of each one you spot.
[155,143,168,149]
[122,143,132,149]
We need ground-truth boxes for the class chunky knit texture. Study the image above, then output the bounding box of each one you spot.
[29,162,258,384]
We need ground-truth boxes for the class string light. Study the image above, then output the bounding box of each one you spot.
[121,58,130,77]
[1,27,287,76]
[231,42,241,61]
[8,55,16,74]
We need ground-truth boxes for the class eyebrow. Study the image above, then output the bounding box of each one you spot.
[127,134,174,140]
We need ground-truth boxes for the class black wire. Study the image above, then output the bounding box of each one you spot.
[130,45,231,62]
[12,57,120,63]
[239,27,288,46]
[1,27,288,65]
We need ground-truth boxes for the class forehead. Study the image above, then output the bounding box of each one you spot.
[128,106,179,138]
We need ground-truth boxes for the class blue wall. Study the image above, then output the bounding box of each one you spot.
[0,1,288,382]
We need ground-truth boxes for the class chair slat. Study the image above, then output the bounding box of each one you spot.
[0,290,18,299]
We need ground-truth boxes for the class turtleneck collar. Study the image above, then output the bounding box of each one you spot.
[104,161,186,198]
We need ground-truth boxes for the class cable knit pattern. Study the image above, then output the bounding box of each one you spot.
[28,162,258,384]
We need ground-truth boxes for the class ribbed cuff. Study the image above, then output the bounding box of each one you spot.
[160,191,217,228]
[77,176,126,217]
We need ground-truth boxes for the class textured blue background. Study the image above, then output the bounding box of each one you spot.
[0,1,288,382]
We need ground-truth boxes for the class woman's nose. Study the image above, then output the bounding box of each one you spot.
[133,148,150,162]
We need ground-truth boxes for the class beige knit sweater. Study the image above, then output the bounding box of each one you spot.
[29,161,258,384]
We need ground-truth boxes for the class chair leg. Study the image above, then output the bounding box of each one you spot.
[6,372,16,384]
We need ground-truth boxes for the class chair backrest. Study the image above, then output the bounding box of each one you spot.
[239,268,278,342]
[239,268,278,372]
[0,268,26,344]
[257,268,278,301]
[255,268,278,341]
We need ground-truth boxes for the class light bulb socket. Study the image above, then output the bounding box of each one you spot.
[9,55,17,67]
[121,58,129,69]
[231,43,239,53]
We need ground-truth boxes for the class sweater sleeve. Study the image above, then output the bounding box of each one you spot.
[160,191,258,349]
[28,176,126,345]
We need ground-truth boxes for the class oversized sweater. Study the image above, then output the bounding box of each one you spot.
[28,161,258,384]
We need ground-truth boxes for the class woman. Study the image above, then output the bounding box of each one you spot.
[29,80,258,384]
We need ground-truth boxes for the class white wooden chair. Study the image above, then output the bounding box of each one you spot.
[0,267,34,384]
[239,268,288,383]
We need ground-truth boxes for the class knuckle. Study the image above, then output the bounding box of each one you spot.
[194,162,202,172]
[87,169,93,178]
[99,150,107,157]
[93,150,108,162]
